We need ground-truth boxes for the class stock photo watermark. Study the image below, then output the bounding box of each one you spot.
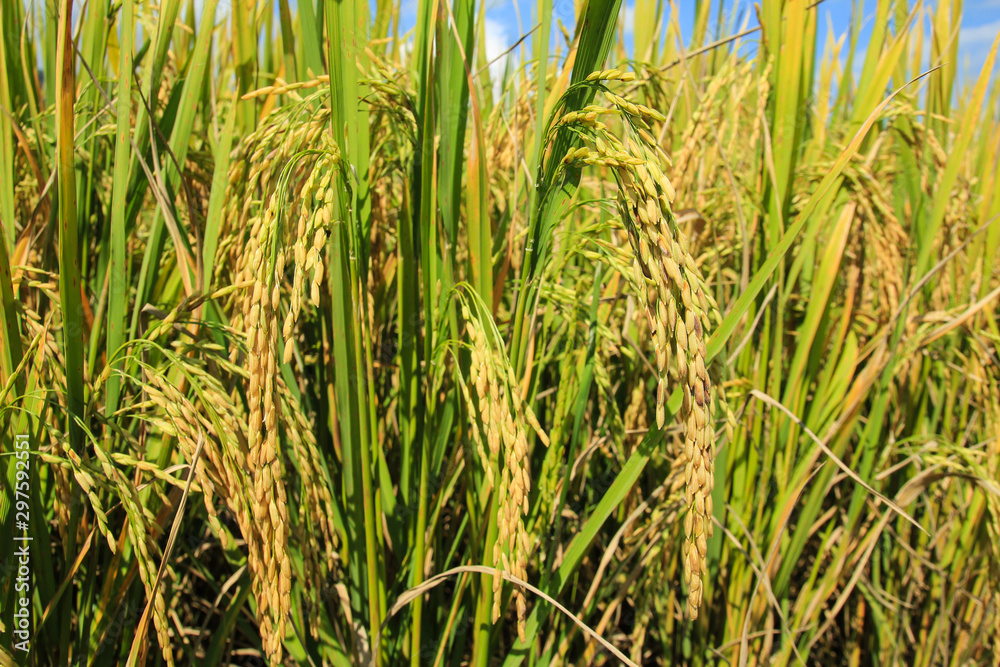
[9,433,33,653]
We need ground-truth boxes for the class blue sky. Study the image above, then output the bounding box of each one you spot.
[388,0,999,86]
[190,0,998,85]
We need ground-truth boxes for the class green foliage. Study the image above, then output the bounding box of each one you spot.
[0,0,998,665]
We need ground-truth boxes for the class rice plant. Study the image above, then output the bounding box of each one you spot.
[0,0,998,665]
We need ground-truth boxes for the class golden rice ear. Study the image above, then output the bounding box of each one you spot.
[221,113,343,664]
[461,291,546,640]
[563,76,720,619]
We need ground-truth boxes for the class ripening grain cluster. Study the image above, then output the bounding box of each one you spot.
[0,0,998,666]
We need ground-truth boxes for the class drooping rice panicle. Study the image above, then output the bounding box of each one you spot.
[558,71,723,618]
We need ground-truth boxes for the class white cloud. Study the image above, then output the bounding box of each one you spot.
[955,17,1000,79]
[623,2,635,38]
[959,18,1000,47]
[484,16,512,90]
[484,18,509,66]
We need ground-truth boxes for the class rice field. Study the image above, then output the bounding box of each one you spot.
[0,0,998,665]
